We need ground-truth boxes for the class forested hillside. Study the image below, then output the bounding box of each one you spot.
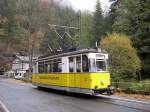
[0,0,149,80]
[110,0,150,79]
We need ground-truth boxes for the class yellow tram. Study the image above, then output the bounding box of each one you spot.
[32,48,115,95]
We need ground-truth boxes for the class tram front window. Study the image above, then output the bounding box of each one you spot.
[96,60,107,72]
[89,59,108,72]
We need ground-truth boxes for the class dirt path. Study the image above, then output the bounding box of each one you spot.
[114,92,150,103]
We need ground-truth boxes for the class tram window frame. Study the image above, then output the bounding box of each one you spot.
[38,61,44,73]
[68,57,74,72]
[53,62,58,72]
[44,60,51,73]
[39,58,62,73]
[52,59,62,73]
[76,56,81,72]
[47,64,50,72]
[89,58,96,72]
[44,63,48,73]
[58,63,62,72]
[68,56,76,73]
[96,59,107,72]
[82,55,89,72]
[48,63,54,73]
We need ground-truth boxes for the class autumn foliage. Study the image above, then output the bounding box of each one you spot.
[100,33,141,80]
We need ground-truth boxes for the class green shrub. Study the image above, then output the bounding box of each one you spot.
[112,81,150,95]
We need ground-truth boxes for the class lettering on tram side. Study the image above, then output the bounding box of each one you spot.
[39,76,59,80]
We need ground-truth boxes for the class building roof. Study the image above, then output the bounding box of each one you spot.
[16,55,29,62]
[12,54,38,64]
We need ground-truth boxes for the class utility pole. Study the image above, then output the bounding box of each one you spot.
[28,33,31,81]
[78,10,81,48]
[28,32,33,81]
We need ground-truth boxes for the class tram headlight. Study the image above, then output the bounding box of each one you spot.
[101,80,106,85]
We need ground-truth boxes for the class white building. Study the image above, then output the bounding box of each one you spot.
[11,55,37,79]
[12,55,29,72]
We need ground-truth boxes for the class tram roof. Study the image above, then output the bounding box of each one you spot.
[38,48,107,61]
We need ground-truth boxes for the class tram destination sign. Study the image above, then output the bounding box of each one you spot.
[39,76,59,80]
[96,54,105,59]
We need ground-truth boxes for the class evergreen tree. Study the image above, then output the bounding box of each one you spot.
[109,0,122,26]
[112,0,150,79]
[92,0,104,46]
[133,0,150,79]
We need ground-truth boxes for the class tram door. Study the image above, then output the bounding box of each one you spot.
[68,57,76,91]
[75,56,82,91]
[68,56,82,92]
[81,55,90,89]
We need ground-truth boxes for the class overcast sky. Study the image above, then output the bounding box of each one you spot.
[67,0,110,12]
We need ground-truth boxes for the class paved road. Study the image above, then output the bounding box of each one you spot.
[0,78,149,112]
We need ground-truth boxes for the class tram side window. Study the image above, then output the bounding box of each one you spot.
[58,63,62,72]
[82,55,89,72]
[48,64,53,73]
[69,57,75,72]
[76,56,81,72]
[38,62,44,73]
[89,58,96,72]
[47,64,50,72]
[53,59,62,73]
[53,62,58,72]
[44,64,48,73]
